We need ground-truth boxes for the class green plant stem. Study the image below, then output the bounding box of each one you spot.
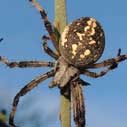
[54,0,71,127]
[54,0,67,33]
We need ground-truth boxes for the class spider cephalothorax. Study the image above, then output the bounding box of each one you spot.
[0,1,127,127]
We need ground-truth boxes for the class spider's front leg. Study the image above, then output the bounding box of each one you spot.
[9,70,55,127]
[42,35,59,60]
[0,56,54,68]
[71,78,86,127]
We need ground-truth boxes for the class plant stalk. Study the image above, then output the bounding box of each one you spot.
[54,0,71,127]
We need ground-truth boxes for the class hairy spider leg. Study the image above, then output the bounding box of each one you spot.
[9,70,55,127]
[80,49,126,78]
[71,78,85,127]
[87,49,127,69]
[29,0,60,53]
[42,35,59,59]
[81,66,116,78]
[0,56,54,68]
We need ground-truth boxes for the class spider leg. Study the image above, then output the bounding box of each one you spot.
[71,78,85,127]
[9,69,54,127]
[0,56,54,68]
[29,0,60,53]
[42,35,59,59]
[87,48,127,69]
[81,64,118,78]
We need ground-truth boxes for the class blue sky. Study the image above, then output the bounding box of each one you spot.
[0,0,127,127]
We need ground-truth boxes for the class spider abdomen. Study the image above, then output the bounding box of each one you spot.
[60,17,105,68]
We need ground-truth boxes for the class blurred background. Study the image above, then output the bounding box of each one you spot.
[0,0,127,127]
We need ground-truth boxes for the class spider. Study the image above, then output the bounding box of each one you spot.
[0,0,127,127]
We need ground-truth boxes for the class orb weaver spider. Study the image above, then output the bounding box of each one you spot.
[0,0,127,127]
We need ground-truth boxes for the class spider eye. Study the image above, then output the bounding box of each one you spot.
[60,17,105,67]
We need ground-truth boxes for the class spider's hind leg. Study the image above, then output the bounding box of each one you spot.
[87,48,124,69]
[29,0,60,53]
[9,70,54,127]
[42,35,59,60]
[81,48,125,78]
[81,68,114,78]
[81,49,124,78]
